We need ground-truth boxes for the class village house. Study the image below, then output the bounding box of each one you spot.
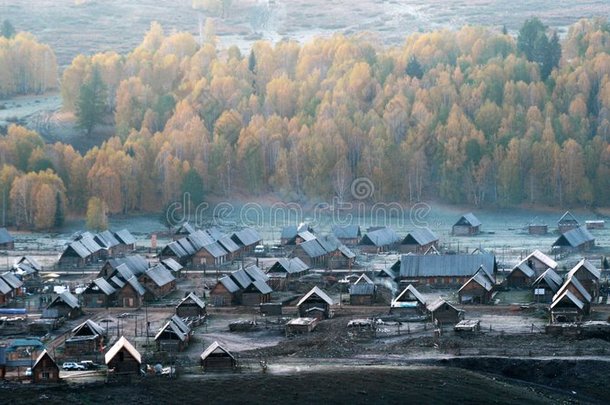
[114,276,145,308]
[45,291,82,319]
[558,211,580,234]
[458,267,494,304]
[320,236,356,269]
[505,260,536,288]
[359,227,400,253]
[216,235,241,261]
[266,257,310,290]
[521,250,558,275]
[399,253,496,287]
[200,341,236,372]
[176,292,206,318]
[532,268,563,303]
[98,255,149,279]
[281,223,314,245]
[290,239,328,268]
[81,278,116,308]
[13,256,42,278]
[349,283,376,306]
[0,227,14,249]
[527,219,548,235]
[105,336,142,379]
[391,284,427,315]
[297,286,334,319]
[160,258,183,278]
[427,298,463,325]
[65,319,106,357]
[210,276,241,306]
[0,272,23,306]
[155,315,192,352]
[566,258,600,300]
[399,227,439,253]
[240,265,272,306]
[58,237,101,268]
[550,276,592,323]
[230,228,262,255]
[173,222,197,240]
[113,229,136,254]
[94,230,121,259]
[138,264,176,300]
[452,213,481,236]
[552,226,595,252]
[332,225,361,246]
[31,350,60,383]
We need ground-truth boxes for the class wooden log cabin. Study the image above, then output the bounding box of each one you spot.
[105,336,142,379]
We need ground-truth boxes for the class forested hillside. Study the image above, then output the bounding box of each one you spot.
[1,18,610,229]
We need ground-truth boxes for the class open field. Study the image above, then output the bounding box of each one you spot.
[1,0,609,69]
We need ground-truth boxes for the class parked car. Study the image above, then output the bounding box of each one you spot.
[62,362,86,371]
[254,245,266,256]
[24,367,32,377]
[79,361,99,370]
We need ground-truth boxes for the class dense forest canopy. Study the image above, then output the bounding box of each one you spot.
[1,18,610,229]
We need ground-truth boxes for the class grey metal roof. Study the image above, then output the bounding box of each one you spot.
[49,291,80,309]
[162,241,189,258]
[170,314,191,335]
[402,228,439,246]
[95,230,120,248]
[177,292,205,309]
[155,319,187,342]
[109,275,126,289]
[114,229,136,245]
[568,258,601,280]
[454,212,482,227]
[217,235,240,253]
[427,298,460,313]
[143,264,176,287]
[0,227,13,244]
[510,260,535,278]
[176,238,196,255]
[161,258,183,272]
[550,289,585,310]
[187,230,216,250]
[554,275,592,303]
[296,239,327,258]
[72,319,105,336]
[1,272,23,289]
[332,225,361,239]
[268,258,309,275]
[218,276,240,293]
[525,250,558,269]
[399,254,496,279]
[297,286,334,307]
[231,269,252,289]
[77,233,103,254]
[201,242,228,258]
[244,265,269,283]
[394,284,426,304]
[91,277,116,295]
[175,222,196,235]
[232,228,262,247]
[532,268,563,293]
[552,226,595,248]
[205,227,224,241]
[349,283,375,295]
[281,225,298,240]
[113,263,135,281]
[65,241,90,258]
[125,276,146,296]
[248,279,272,294]
[200,341,234,361]
[459,271,493,292]
[360,227,400,247]
[16,256,42,272]
[109,255,149,276]
[0,277,11,294]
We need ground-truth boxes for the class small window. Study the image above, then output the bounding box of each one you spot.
[42,372,50,379]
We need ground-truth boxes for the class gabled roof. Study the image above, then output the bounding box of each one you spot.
[199,242,228,258]
[332,225,361,239]
[401,228,439,246]
[509,260,535,279]
[399,254,496,280]
[349,283,375,295]
[297,286,334,307]
[48,291,80,309]
[218,276,240,294]
[124,276,146,296]
[204,227,224,241]
[217,235,240,253]
[76,233,103,254]
[176,238,196,255]
[89,277,116,295]
[143,264,175,287]
[558,211,579,225]
[568,258,601,280]
[72,319,105,336]
[177,292,205,309]
[296,239,328,258]
[246,279,273,294]
[360,227,400,247]
[244,265,269,283]
[268,258,310,275]
[232,228,262,247]
[109,275,126,289]
[532,268,563,293]
[553,276,592,303]
[553,226,595,248]
[454,213,481,227]
[15,256,42,272]
[427,298,460,313]
[1,271,23,289]
[64,241,91,258]
[524,250,558,270]
[32,350,56,369]
[459,271,493,293]
[550,290,585,310]
[175,222,196,236]
[200,341,234,361]
[0,278,11,294]
[231,269,252,289]
[354,273,374,285]
[114,229,136,245]
[95,230,120,249]
[113,263,135,281]
[155,319,188,342]
[394,284,426,305]
[161,258,183,273]
[108,255,149,277]
[297,230,316,242]
[161,241,189,258]
[105,336,141,364]
[187,230,215,250]
[0,227,13,244]
[281,225,298,240]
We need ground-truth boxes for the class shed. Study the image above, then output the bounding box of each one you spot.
[550,290,585,323]
[82,278,116,308]
[552,226,595,252]
[558,211,580,234]
[285,317,319,335]
[399,228,439,253]
[31,350,59,383]
[458,269,494,304]
[454,319,481,333]
[427,299,463,325]
[210,276,241,306]
[200,341,236,372]
[297,286,333,319]
[105,336,141,377]
[46,291,82,319]
[452,213,481,236]
[506,260,535,288]
[349,283,376,306]
[391,284,427,314]
[176,292,206,318]
[532,268,563,303]
[585,220,604,230]
[155,316,191,352]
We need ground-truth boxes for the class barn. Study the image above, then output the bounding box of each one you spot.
[552,226,595,252]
